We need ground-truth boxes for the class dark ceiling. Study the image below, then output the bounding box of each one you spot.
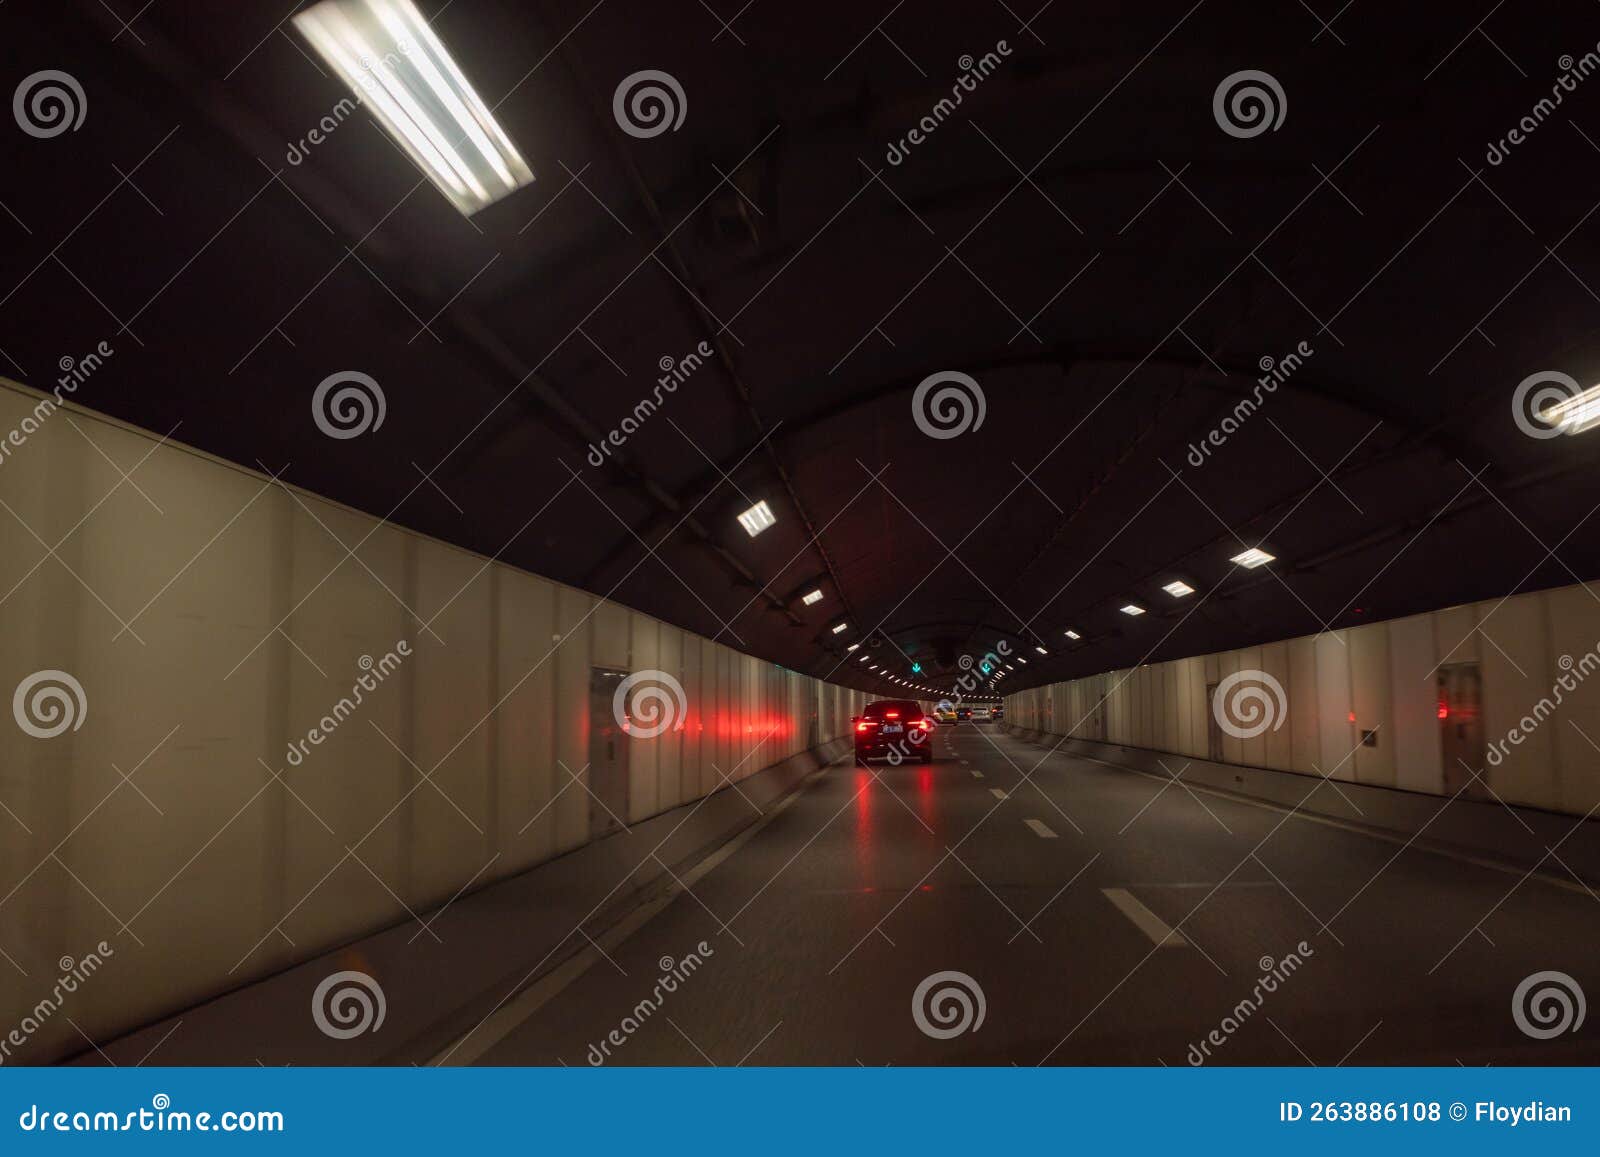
[5,0,1600,699]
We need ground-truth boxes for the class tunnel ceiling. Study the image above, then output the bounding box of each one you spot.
[5,1,1600,698]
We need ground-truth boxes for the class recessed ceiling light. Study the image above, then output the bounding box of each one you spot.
[830,622,849,635]
[801,588,824,605]
[1063,629,1081,640]
[1015,657,1028,665]
[1162,580,1195,597]
[858,654,870,662]
[1120,604,1146,616]
[1230,547,1275,569]
[846,643,859,652]
[1542,385,1600,434]
[737,500,776,537]
[293,0,535,216]
[1034,645,1048,655]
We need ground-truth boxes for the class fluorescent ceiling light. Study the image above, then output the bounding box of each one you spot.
[801,588,824,606]
[1163,580,1195,597]
[1034,645,1048,655]
[1230,547,1275,569]
[1064,629,1080,640]
[830,622,849,635]
[736,500,777,537]
[294,0,534,216]
[846,643,859,652]
[1542,385,1600,434]
[1120,604,1146,616]
[1015,657,1028,665]
[858,654,870,662]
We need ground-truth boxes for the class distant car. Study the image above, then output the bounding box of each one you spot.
[991,704,1005,721]
[933,703,958,724]
[956,706,972,722]
[854,699,933,764]
[970,705,992,722]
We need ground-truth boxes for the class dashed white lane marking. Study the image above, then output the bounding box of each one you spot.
[990,788,1008,801]
[1024,818,1058,839]
[1101,887,1188,948]
[971,769,984,779]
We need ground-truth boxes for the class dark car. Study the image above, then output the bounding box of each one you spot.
[854,699,933,764]
[956,706,972,722]
[992,704,1005,721]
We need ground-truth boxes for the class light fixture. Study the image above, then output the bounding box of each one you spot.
[1120,604,1146,616]
[1230,547,1275,569]
[1063,629,1081,640]
[1542,385,1600,434]
[846,643,859,652]
[831,622,849,635]
[1162,580,1195,597]
[1034,645,1048,655]
[1015,657,1028,665]
[293,0,535,216]
[737,500,776,537]
[858,654,870,662]
[801,588,824,606]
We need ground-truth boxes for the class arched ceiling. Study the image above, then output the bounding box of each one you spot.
[5,0,1600,699]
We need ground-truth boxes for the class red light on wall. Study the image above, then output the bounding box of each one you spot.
[1347,711,1356,723]
[1437,700,1449,720]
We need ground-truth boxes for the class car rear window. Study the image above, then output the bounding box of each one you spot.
[863,700,921,719]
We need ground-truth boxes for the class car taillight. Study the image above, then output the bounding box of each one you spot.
[855,721,872,732]
[915,719,931,730]
[885,711,900,719]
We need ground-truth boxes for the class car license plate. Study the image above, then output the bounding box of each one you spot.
[882,723,902,734]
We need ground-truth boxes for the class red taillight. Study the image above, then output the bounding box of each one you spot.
[855,721,872,732]
[915,719,932,730]
[1437,700,1449,720]
[885,711,900,719]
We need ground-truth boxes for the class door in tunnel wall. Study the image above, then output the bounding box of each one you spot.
[588,667,631,838]
[1439,662,1487,799]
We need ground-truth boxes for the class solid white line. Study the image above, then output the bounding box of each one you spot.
[429,759,837,1066]
[1102,886,1188,947]
[1024,818,1058,839]
[990,788,1008,801]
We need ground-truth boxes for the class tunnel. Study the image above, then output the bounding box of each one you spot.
[3,0,1600,1108]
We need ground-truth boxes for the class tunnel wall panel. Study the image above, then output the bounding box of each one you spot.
[1006,580,1600,820]
[0,382,866,1062]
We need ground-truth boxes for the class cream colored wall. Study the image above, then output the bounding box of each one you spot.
[0,381,865,1062]
[1006,587,1600,819]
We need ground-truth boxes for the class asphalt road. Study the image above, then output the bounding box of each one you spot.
[465,724,1600,1066]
